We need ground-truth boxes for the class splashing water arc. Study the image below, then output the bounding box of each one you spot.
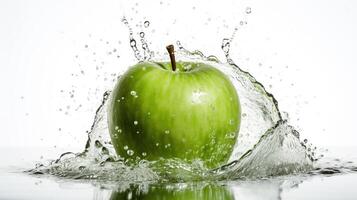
[29,19,318,183]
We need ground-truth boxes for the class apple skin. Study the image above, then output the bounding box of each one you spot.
[108,61,241,169]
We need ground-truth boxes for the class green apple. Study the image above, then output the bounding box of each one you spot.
[108,45,241,169]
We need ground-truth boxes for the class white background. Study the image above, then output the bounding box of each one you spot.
[0,0,356,155]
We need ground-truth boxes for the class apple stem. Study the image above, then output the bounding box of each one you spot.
[166,44,176,71]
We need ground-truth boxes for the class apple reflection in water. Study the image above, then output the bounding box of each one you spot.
[109,184,234,200]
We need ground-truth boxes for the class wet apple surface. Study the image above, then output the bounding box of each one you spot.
[108,58,241,169]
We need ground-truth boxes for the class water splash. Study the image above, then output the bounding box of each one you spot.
[121,17,142,61]
[122,17,154,61]
[29,44,317,183]
[28,16,357,186]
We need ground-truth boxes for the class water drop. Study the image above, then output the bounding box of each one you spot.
[221,38,231,58]
[127,150,134,156]
[115,126,119,130]
[130,91,138,98]
[144,21,150,28]
[156,143,159,146]
[117,129,122,133]
[245,7,252,14]
[130,39,136,47]
[165,130,170,134]
[136,131,140,134]
[225,132,236,139]
[124,145,129,150]
[142,152,147,157]
[134,121,138,125]
[139,32,145,38]
[95,140,102,148]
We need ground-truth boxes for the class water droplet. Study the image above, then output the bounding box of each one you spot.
[142,152,147,157]
[225,132,236,139]
[221,38,231,60]
[156,143,159,146]
[136,131,140,134]
[164,130,170,134]
[84,44,88,48]
[115,126,119,130]
[144,21,150,28]
[303,139,308,143]
[245,7,252,14]
[139,32,145,38]
[134,121,138,125]
[229,119,234,125]
[117,129,122,133]
[124,145,129,150]
[130,91,138,98]
[95,140,102,148]
[130,39,136,47]
[127,150,134,156]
